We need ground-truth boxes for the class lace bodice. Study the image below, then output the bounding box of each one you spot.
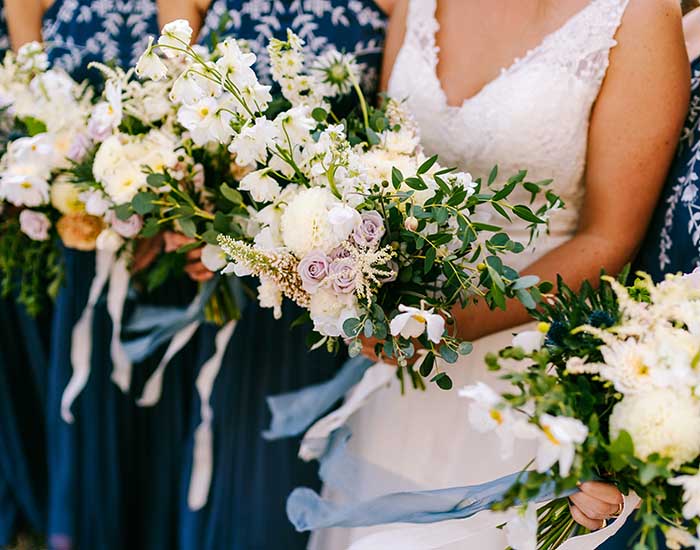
[388,0,629,269]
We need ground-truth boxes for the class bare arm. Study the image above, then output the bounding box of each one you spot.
[5,0,44,50]
[374,0,397,16]
[379,0,408,92]
[453,0,689,342]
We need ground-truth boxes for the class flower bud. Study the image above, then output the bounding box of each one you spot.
[404,216,419,232]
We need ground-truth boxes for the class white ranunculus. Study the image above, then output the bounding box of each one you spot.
[328,204,361,242]
[280,187,344,257]
[201,244,227,272]
[0,174,50,207]
[19,210,51,241]
[610,389,700,469]
[504,504,538,550]
[309,288,359,338]
[533,414,588,477]
[96,228,124,252]
[158,19,193,58]
[389,304,445,344]
[102,162,147,205]
[669,474,700,520]
[136,37,168,81]
[239,170,281,203]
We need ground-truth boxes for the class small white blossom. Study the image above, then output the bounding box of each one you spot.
[136,37,168,80]
[533,414,588,477]
[504,504,538,550]
[389,304,445,344]
[158,20,193,58]
[201,244,228,272]
[239,170,281,204]
[669,474,700,520]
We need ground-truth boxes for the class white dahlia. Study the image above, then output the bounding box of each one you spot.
[280,187,344,257]
[609,389,700,469]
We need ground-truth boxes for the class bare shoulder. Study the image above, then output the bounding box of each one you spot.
[606,0,687,85]
[616,0,683,45]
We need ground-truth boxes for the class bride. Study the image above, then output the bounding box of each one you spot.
[310,0,690,548]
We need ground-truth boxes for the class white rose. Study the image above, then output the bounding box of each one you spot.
[80,189,112,217]
[328,204,361,242]
[309,288,359,338]
[19,210,51,241]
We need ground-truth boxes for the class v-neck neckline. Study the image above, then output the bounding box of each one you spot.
[430,0,601,109]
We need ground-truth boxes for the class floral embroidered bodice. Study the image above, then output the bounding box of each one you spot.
[198,0,387,95]
[42,0,159,83]
[388,0,629,269]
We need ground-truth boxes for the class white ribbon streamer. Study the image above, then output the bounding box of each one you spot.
[299,362,395,462]
[187,320,237,511]
[350,493,641,550]
[62,249,115,423]
[137,320,201,407]
[107,256,132,393]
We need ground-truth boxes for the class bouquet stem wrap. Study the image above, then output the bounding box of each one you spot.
[62,249,131,423]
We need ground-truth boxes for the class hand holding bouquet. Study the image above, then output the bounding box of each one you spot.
[461,269,700,549]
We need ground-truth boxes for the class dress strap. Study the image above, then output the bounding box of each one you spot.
[405,0,440,71]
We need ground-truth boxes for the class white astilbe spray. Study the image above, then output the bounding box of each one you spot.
[217,234,310,308]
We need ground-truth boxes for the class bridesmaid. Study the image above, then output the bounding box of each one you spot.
[7,2,199,549]
[0,1,48,545]
[607,2,700,547]
[155,1,393,549]
[635,0,700,280]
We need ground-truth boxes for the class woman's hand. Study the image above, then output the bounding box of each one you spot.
[163,231,215,282]
[569,481,624,531]
[132,234,165,274]
[360,336,397,364]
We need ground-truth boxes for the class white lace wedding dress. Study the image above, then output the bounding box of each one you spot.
[310,0,636,548]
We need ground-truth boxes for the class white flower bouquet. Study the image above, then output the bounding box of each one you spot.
[0,42,93,314]
[190,30,564,389]
[461,269,700,548]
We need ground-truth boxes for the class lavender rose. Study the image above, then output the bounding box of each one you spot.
[353,211,385,249]
[67,133,91,163]
[329,245,352,261]
[19,209,51,241]
[329,258,358,294]
[298,250,330,293]
[108,212,143,238]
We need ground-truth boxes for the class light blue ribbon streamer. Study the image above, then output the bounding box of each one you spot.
[123,278,219,363]
[287,427,577,532]
[263,356,374,440]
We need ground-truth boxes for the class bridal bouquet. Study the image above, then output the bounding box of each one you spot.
[0,42,92,314]
[207,32,561,389]
[461,269,700,549]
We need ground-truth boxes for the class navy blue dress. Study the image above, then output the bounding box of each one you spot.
[43,3,202,549]
[635,56,700,280]
[0,2,49,544]
[177,3,387,549]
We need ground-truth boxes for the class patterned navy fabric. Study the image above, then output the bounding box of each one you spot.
[635,56,700,280]
[42,0,157,83]
[200,0,386,93]
[0,3,48,545]
[177,3,387,549]
[42,4,198,550]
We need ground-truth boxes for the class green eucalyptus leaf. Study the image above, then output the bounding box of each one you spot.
[132,191,157,215]
[343,318,363,338]
[439,345,458,364]
[419,352,435,377]
[220,183,244,205]
[179,218,197,238]
[417,154,438,175]
[431,372,453,390]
